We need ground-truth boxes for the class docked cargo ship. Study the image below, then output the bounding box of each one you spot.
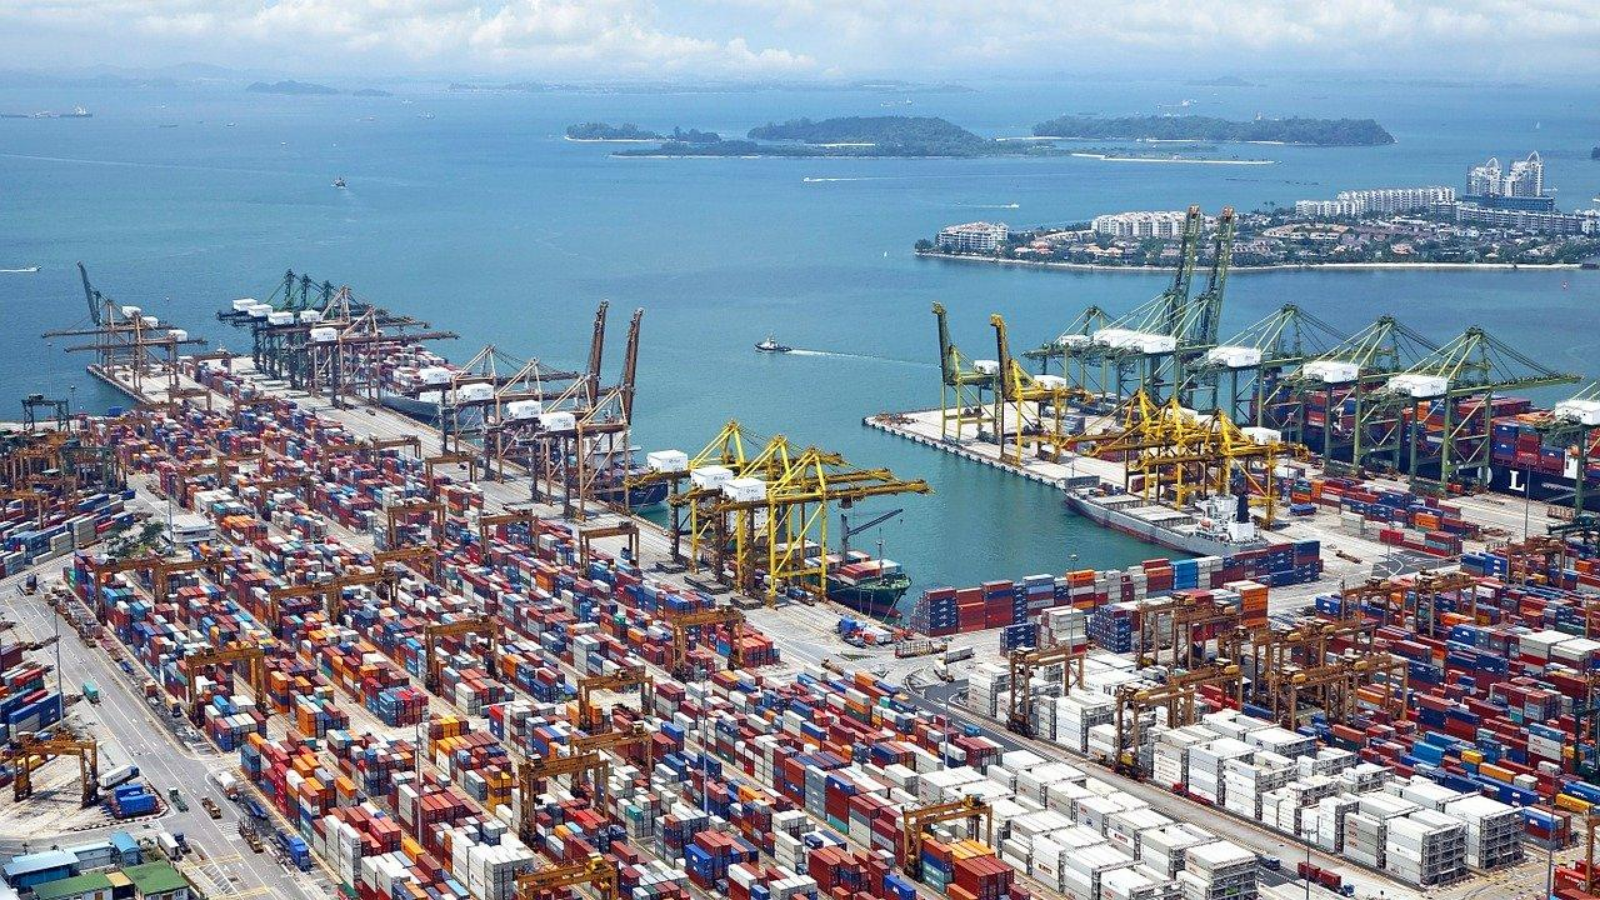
[807,552,910,619]
[1065,487,1268,557]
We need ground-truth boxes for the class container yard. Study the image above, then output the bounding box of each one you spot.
[4,263,1600,900]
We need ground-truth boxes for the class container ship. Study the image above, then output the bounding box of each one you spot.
[804,552,910,619]
[1064,487,1267,557]
[1265,387,1600,510]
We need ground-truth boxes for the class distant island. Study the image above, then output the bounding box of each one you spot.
[566,122,722,143]
[750,116,989,154]
[452,79,974,95]
[1032,114,1395,147]
[598,113,1394,160]
[917,203,1599,272]
[618,115,1017,158]
[247,80,339,95]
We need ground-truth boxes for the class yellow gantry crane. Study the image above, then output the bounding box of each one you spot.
[1111,664,1241,778]
[182,644,268,724]
[629,420,929,605]
[476,507,543,552]
[1056,389,1300,526]
[990,312,1097,466]
[517,751,611,842]
[663,606,747,679]
[933,302,1000,441]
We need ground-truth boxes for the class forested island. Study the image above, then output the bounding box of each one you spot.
[602,113,1392,159]
[247,80,339,95]
[566,122,721,143]
[1032,114,1395,146]
[618,116,1008,158]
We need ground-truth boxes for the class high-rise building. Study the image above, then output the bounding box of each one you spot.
[1504,151,1544,198]
[1467,152,1544,199]
[1467,157,1502,197]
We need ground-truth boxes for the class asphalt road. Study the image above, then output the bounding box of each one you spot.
[0,565,325,900]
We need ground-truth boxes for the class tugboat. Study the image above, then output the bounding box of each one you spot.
[755,334,792,353]
[333,177,347,189]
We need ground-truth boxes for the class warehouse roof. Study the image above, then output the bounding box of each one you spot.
[31,873,111,900]
[121,863,187,896]
[3,850,78,881]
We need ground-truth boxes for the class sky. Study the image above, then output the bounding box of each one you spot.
[2,0,1598,82]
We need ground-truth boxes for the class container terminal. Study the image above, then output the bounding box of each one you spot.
[0,259,1597,900]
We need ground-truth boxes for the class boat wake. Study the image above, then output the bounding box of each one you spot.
[965,202,1020,209]
[801,176,881,183]
[0,266,40,274]
[786,349,930,368]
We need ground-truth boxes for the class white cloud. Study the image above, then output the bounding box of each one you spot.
[1,0,1597,77]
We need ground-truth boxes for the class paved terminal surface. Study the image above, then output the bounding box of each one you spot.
[33,361,1566,900]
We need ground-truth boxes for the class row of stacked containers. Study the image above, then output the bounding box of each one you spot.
[910,558,1285,640]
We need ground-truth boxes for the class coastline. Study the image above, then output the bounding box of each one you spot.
[564,135,665,143]
[913,250,1584,274]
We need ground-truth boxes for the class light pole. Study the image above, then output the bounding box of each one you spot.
[1524,467,1533,541]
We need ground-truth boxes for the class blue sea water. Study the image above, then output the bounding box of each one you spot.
[2,77,1597,599]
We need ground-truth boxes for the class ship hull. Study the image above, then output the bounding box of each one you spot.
[1064,493,1263,557]
[1488,464,1600,512]
[825,582,907,619]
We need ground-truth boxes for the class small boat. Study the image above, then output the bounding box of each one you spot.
[333,177,347,188]
[755,335,792,353]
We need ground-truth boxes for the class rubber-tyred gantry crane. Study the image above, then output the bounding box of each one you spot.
[517,751,610,842]
[514,855,617,900]
[576,666,653,732]
[3,733,99,804]
[663,606,746,679]
[901,797,992,878]
[424,617,500,692]
[1006,641,1086,736]
[182,644,267,724]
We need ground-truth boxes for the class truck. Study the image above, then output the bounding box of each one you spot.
[943,645,975,664]
[82,681,100,704]
[157,832,184,861]
[209,769,240,799]
[201,797,222,819]
[167,788,188,813]
[98,764,140,791]
[239,822,264,854]
[276,831,311,871]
